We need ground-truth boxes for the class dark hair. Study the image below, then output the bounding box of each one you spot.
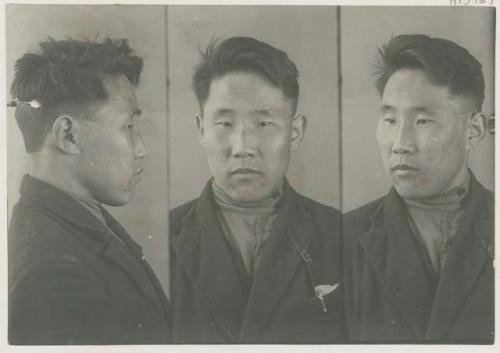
[192,36,299,113]
[10,37,143,153]
[374,34,485,111]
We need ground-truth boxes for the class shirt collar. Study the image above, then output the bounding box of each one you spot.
[211,178,283,214]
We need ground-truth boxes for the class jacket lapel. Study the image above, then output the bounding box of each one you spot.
[101,209,169,317]
[426,176,494,339]
[21,175,168,319]
[360,188,435,338]
[239,183,312,342]
[171,182,246,342]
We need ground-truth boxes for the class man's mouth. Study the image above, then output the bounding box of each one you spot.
[229,168,262,175]
[391,164,418,173]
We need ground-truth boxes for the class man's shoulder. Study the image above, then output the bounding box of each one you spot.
[294,191,341,221]
[9,199,103,277]
[480,185,494,206]
[289,191,342,249]
[344,195,387,222]
[468,174,494,219]
[343,196,386,233]
[10,201,68,248]
[169,198,198,234]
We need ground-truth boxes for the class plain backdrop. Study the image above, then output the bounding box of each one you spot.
[5,5,170,294]
[340,6,495,212]
[167,5,341,210]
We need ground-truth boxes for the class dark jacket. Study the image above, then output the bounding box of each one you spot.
[343,174,494,343]
[169,180,346,343]
[9,175,170,345]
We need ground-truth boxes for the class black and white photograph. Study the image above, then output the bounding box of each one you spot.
[0,0,496,350]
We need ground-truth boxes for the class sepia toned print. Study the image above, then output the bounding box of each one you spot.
[4,3,495,347]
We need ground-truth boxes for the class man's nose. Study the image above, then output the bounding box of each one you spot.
[231,124,257,158]
[134,128,147,159]
[392,121,416,155]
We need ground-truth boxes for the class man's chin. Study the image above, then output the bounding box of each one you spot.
[226,186,272,204]
[96,192,132,207]
[394,184,434,201]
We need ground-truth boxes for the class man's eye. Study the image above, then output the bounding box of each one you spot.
[383,118,396,125]
[416,119,432,125]
[257,121,274,127]
[215,121,232,127]
[126,123,135,130]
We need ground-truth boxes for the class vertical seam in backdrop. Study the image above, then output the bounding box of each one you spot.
[336,6,343,214]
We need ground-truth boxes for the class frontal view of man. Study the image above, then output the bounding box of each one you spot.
[8,38,170,344]
[170,37,345,343]
[343,34,493,343]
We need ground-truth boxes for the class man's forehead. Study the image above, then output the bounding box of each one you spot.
[382,69,457,110]
[103,75,140,111]
[217,70,274,91]
[205,72,292,112]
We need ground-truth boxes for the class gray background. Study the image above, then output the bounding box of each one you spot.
[6,5,170,293]
[340,6,495,212]
[167,5,341,209]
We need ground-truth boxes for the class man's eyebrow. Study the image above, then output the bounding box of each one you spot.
[379,105,395,114]
[214,108,234,116]
[253,108,273,116]
[379,105,436,115]
[410,106,435,115]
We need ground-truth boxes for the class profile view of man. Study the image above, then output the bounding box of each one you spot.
[343,34,493,343]
[169,37,345,343]
[8,38,170,344]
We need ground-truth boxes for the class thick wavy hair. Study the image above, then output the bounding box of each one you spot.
[374,34,485,111]
[10,37,143,152]
[192,36,299,114]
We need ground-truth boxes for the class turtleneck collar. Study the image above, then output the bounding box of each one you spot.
[404,171,470,211]
[211,179,283,214]
[67,191,106,226]
[25,173,107,225]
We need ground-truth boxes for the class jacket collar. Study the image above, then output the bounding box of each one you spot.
[171,180,248,341]
[360,172,494,340]
[239,179,314,342]
[19,174,109,252]
[171,179,314,342]
[19,174,168,316]
[360,186,435,338]
[426,173,494,339]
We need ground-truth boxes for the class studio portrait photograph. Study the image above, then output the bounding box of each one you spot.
[0,0,496,350]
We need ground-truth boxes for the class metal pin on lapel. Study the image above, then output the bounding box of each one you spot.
[318,295,327,312]
[314,283,339,313]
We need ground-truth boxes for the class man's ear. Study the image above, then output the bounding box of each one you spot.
[52,115,80,155]
[466,112,486,150]
[290,114,306,151]
[196,113,206,148]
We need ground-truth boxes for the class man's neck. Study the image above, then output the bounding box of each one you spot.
[404,170,470,209]
[29,155,95,202]
[211,180,283,212]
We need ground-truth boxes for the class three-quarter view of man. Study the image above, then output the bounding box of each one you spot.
[343,34,494,343]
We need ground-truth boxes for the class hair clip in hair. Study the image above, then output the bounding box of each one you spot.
[487,114,495,135]
[7,98,41,109]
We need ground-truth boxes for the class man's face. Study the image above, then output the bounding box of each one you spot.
[198,71,303,203]
[77,75,146,206]
[376,68,473,200]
